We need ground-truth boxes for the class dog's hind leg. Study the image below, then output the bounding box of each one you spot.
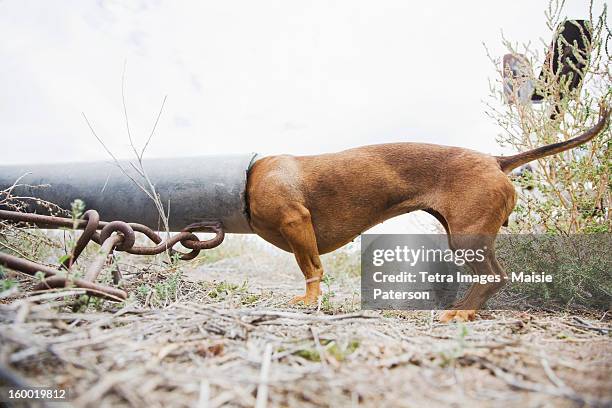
[278,204,324,306]
[439,239,508,322]
[439,234,507,322]
[438,217,512,321]
[437,175,515,322]
[423,209,507,322]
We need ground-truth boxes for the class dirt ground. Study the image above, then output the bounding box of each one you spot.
[0,237,611,408]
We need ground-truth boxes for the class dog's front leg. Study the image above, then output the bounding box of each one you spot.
[279,205,323,305]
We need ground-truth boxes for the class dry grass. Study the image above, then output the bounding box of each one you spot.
[0,235,611,408]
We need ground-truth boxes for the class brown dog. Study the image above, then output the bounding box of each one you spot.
[246,107,609,322]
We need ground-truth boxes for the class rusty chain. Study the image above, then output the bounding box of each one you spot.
[0,209,225,301]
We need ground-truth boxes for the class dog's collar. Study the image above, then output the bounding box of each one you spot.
[305,277,321,283]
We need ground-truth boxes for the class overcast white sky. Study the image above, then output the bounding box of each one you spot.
[0,0,606,233]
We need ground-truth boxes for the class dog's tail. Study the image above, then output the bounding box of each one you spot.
[496,104,610,174]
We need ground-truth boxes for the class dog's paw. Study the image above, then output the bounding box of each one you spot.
[289,294,319,306]
[439,310,477,323]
